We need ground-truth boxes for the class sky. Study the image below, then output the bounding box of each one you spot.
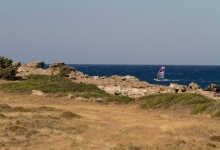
[1,1,220,65]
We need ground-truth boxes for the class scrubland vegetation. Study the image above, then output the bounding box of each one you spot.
[0,73,220,118]
[140,93,220,117]
[0,74,133,103]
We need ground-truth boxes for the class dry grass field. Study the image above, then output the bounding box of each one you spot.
[1,80,220,150]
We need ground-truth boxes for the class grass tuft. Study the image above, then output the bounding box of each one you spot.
[209,135,220,142]
[0,113,6,118]
[206,143,217,147]
[11,107,30,112]
[60,111,83,119]
[0,104,12,111]
[36,106,57,111]
[8,126,27,132]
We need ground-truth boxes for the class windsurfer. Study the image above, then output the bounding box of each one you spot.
[155,66,165,81]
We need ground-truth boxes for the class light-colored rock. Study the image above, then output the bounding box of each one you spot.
[121,75,139,81]
[114,90,121,95]
[188,82,200,90]
[93,76,99,80]
[49,62,65,68]
[94,98,105,103]
[27,61,44,68]
[67,94,73,99]
[164,88,177,93]
[31,90,46,96]
[169,83,187,93]
[75,97,88,101]
[98,86,147,98]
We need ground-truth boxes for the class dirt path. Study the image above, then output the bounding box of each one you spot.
[1,92,220,150]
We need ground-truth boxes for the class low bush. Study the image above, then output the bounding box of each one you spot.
[0,56,17,79]
[140,93,220,116]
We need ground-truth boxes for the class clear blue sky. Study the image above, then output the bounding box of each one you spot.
[1,1,220,65]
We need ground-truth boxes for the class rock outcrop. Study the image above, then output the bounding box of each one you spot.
[49,62,65,68]
[203,83,220,93]
[188,82,200,91]
[26,61,44,68]
[17,61,81,77]
[15,61,220,99]
[12,61,21,67]
[169,83,187,93]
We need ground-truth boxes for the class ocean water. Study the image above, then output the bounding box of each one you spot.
[47,64,220,89]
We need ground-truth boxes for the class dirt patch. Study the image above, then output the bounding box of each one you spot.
[1,91,220,149]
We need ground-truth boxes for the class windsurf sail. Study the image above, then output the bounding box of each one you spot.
[156,67,165,79]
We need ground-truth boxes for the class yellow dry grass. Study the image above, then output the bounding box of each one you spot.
[1,79,220,149]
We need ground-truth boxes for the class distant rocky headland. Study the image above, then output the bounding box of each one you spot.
[13,61,220,99]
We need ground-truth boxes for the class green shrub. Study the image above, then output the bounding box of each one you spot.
[140,93,220,116]
[0,74,134,103]
[0,56,17,79]
[108,95,134,103]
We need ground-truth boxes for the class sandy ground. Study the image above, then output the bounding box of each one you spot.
[1,82,220,149]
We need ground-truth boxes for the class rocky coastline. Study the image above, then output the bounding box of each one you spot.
[14,61,220,99]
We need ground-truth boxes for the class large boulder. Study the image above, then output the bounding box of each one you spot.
[27,61,44,68]
[188,82,200,91]
[169,83,187,93]
[121,75,139,81]
[49,62,65,68]
[17,61,47,76]
[69,71,89,80]
[203,83,220,93]
[31,90,46,96]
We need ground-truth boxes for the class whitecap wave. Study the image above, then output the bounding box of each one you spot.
[154,79,180,82]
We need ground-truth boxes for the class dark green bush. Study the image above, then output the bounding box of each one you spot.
[0,56,17,79]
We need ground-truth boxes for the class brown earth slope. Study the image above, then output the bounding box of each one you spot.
[1,80,220,150]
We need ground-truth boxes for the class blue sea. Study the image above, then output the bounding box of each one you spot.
[47,64,220,89]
